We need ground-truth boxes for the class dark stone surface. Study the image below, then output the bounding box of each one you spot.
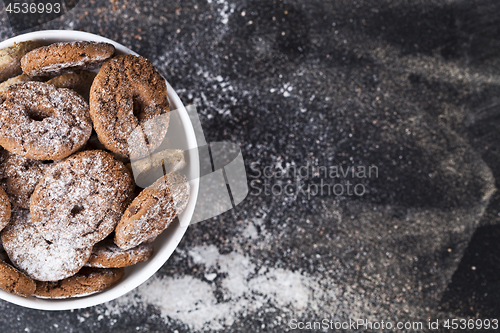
[0,0,499,332]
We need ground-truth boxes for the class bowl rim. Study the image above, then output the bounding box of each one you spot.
[0,30,199,310]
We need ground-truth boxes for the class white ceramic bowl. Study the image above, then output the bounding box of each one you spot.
[0,30,199,310]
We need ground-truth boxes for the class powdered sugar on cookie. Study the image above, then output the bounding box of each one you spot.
[1,207,92,281]
[0,82,92,160]
[115,171,189,250]
[30,150,135,248]
[85,238,153,268]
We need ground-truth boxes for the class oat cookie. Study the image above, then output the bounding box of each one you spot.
[85,238,153,268]
[0,149,51,209]
[21,41,115,76]
[0,82,92,160]
[30,150,135,247]
[90,55,170,159]
[0,41,42,82]
[1,207,93,281]
[34,267,124,299]
[115,171,189,250]
[0,260,36,297]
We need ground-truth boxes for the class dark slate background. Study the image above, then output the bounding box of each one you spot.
[0,0,499,332]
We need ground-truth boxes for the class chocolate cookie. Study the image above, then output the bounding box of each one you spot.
[30,150,135,247]
[0,186,10,232]
[90,55,170,159]
[115,171,189,250]
[0,260,36,297]
[47,70,96,101]
[85,238,153,268]
[0,149,51,209]
[0,82,92,160]
[1,207,93,281]
[21,41,115,76]
[0,41,42,82]
[34,267,124,299]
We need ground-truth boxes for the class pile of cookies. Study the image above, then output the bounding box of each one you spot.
[0,40,189,299]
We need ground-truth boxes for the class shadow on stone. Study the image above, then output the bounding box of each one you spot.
[439,225,500,317]
[362,0,500,62]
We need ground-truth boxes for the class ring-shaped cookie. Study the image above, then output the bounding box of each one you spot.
[90,55,170,159]
[1,207,93,281]
[0,82,92,160]
[30,150,135,247]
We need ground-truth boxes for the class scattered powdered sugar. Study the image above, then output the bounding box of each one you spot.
[103,243,380,332]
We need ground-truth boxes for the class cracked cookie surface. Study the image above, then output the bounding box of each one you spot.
[115,171,189,250]
[0,186,10,232]
[0,82,92,160]
[0,259,36,297]
[85,238,153,268]
[0,149,52,209]
[34,267,124,299]
[30,150,135,247]
[21,41,115,76]
[90,55,170,159]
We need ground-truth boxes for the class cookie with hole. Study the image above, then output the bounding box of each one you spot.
[30,150,135,248]
[0,82,92,160]
[1,207,92,281]
[89,54,170,159]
